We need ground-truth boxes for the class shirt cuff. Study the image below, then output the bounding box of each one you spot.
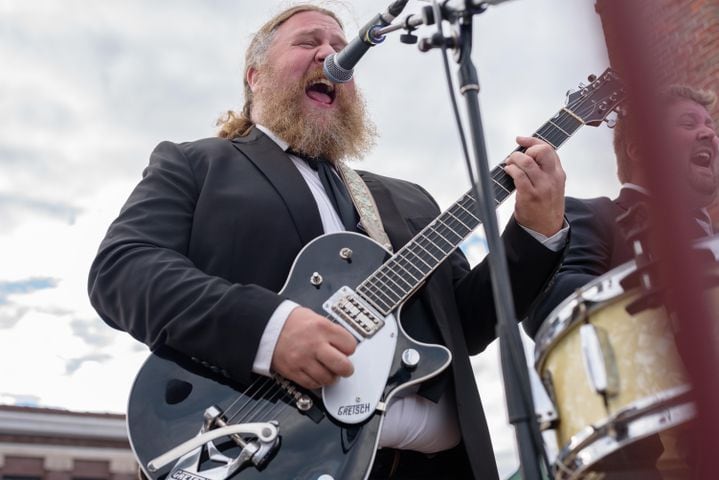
[519,219,569,252]
[251,299,299,376]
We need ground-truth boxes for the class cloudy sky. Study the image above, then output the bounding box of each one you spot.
[0,0,615,475]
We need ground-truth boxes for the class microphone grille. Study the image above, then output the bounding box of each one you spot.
[323,54,353,84]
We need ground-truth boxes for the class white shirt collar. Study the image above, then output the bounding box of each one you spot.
[621,182,650,196]
[254,124,290,152]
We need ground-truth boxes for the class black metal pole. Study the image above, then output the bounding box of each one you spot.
[452,8,546,480]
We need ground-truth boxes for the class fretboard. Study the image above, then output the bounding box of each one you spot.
[356,107,584,315]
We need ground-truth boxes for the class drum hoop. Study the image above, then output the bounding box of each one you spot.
[536,234,719,370]
[553,385,695,479]
[534,260,637,372]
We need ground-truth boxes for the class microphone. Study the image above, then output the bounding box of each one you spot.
[323,1,410,83]
[323,13,389,83]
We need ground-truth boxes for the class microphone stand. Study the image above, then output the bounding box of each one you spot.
[431,2,548,478]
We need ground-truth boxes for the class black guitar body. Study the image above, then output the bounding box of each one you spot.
[128,232,452,480]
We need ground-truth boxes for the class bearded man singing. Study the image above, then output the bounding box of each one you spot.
[89,4,569,479]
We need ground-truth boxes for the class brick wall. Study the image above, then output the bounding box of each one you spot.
[596,0,719,104]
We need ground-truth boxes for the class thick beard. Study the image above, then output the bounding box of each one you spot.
[254,67,377,163]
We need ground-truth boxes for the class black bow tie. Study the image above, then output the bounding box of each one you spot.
[288,150,358,232]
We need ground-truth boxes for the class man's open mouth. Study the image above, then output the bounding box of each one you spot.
[691,148,714,168]
[305,78,336,105]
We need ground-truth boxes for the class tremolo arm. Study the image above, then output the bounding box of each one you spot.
[148,406,279,480]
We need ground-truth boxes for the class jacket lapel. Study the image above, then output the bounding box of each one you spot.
[230,127,324,245]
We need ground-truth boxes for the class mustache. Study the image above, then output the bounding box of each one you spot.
[302,69,326,86]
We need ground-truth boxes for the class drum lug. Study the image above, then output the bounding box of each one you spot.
[537,370,559,430]
[580,324,620,405]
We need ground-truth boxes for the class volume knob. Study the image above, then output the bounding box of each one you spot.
[401,348,420,369]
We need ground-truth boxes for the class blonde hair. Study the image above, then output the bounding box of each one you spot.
[216,4,343,139]
[615,84,717,183]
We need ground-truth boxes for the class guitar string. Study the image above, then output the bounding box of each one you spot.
[220,375,272,419]
[198,73,620,437]
[236,378,294,423]
[229,381,300,432]
[355,80,614,312]
[224,375,282,422]
[222,372,309,431]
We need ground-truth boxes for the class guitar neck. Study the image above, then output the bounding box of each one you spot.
[356,107,584,315]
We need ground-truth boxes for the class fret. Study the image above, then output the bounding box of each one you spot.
[398,249,434,280]
[370,274,404,303]
[455,199,480,222]
[492,186,511,204]
[556,114,578,132]
[533,130,557,148]
[362,289,392,314]
[389,256,422,282]
[361,280,396,311]
[533,110,584,150]
[425,224,456,250]
[492,177,512,195]
[382,263,415,290]
[548,119,571,136]
[364,276,399,304]
[410,241,441,264]
[438,216,469,239]
[492,168,514,187]
[377,267,411,295]
[446,210,472,231]
[419,231,453,257]
[536,124,565,148]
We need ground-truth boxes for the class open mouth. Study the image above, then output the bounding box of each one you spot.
[691,149,714,168]
[305,78,336,105]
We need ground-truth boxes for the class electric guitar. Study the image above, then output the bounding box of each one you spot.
[127,69,625,480]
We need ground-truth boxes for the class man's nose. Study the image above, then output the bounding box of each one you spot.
[698,125,717,141]
[315,43,335,62]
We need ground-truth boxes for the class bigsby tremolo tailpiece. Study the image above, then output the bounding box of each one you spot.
[148,405,280,480]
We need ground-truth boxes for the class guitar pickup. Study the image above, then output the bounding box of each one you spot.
[324,287,385,340]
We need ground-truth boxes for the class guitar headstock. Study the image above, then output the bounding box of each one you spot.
[566,68,625,127]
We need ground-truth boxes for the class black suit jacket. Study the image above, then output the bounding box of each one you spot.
[524,187,650,338]
[89,127,565,479]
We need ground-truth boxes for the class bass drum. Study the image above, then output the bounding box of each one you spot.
[533,238,719,479]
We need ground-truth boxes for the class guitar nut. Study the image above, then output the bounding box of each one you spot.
[310,272,323,286]
[339,247,353,260]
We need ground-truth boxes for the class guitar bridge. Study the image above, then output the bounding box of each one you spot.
[324,286,385,339]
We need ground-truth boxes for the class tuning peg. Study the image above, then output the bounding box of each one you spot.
[603,116,617,129]
[587,74,597,83]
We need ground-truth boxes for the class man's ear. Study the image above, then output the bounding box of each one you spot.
[627,141,641,163]
[247,66,259,92]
